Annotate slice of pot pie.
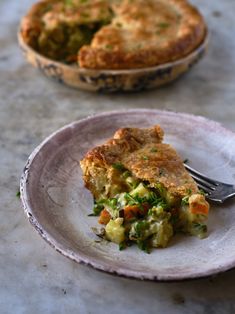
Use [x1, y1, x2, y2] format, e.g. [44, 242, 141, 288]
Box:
[80, 126, 209, 252]
[21, 0, 206, 69]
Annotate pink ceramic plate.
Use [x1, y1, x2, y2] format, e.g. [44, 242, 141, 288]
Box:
[20, 109, 235, 281]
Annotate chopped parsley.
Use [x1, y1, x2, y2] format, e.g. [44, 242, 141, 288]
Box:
[92, 200, 104, 215]
[64, 0, 73, 7]
[105, 44, 113, 50]
[142, 156, 149, 160]
[112, 162, 126, 171]
[122, 170, 131, 179]
[124, 193, 141, 205]
[108, 198, 118, 209]
[181, 188, 192, 205]
[186, 188, 192, 195]
[150, 148, 158, 153]
[148, 192, 166, 207]
[135, 221, 149, 238]
[181, 195, 189, 206]
[155, 183, 165, 195]
[124, 191, 167, 210]
[116, 22, 123, 28]
[199, 189, 206, 196]
[192, 222, 207, 233]
[136, 43, 143, 49]
[137, 239, 150, 254]
[16, 190, 21, 198]
[81, 12, 90, 18]
[119, 242, 126, 251]
[157, 22, 170, 29]
[94, 197, 119, 213]
[45, 4, 52, 11]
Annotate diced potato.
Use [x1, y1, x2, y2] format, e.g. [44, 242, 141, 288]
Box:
[150, 206, 172, 222]
[151, 206, 164, 215]
[105, 218, 125, 244]
[125, 176, 139, 188]
[155, 183, 178, 206]
[188, 222, 207, 239]
[165, 190, 179, 206]
[117, 192, 127, 207]
[129, 220, 150, 240]
[178, 194, 209, 238]
[150, 221, 173, 248]
[130, 183, 150, 198]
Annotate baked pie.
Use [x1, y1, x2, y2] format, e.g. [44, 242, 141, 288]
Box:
[21, 0, 206, 69]
[80, 125, 209, 252]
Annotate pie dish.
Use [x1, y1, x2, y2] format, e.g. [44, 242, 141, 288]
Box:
[20, 110, 235, 281]
[80, 125, 209, 252]
[20, 0, 206, 69]
[18, 0, 208, 91]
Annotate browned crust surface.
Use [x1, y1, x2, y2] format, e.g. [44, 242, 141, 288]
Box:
[20, 0, 206, 69]
[79, 0, 206, 69]
[80, 125, 198, 200]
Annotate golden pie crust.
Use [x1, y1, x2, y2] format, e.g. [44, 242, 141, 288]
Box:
[80, 125, 199, 200]
[21, 0, 207, 69]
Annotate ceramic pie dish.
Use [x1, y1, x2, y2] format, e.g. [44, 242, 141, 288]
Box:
[18, 0, 208, 92]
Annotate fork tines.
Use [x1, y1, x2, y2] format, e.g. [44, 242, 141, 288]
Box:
[184, 163, 218, 195]
[184, 163, 235, 203]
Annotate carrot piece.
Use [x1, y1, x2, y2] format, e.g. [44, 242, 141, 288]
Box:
[124, 204, 149, 221]
[190, 203, 209, 215]
[98, 209, 111, 225]
[66, 54, 78, 63]
[124, 205, 139, 221]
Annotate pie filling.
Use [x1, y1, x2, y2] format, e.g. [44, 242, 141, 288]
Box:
[91, 165, 209, 253]
[37, 21, 110, 62]
[28, 0, 113, 63]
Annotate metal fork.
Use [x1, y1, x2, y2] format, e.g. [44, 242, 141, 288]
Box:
[184, 164, 235, 203]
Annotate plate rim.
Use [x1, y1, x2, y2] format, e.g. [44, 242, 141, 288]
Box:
[20, 109, 235, 282]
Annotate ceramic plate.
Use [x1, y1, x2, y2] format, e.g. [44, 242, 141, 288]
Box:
[18, 30, 208, 92]
[20, 109, 235, 281]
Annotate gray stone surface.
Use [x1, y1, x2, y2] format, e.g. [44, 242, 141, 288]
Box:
[0, 1, 235, 313]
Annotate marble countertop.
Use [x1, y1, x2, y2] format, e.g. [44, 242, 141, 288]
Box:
[1, 0, 235, 313]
